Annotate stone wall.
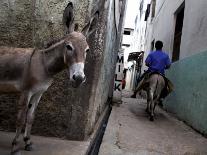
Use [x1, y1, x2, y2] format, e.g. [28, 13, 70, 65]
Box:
[0, 0, 34, 47]
[0, 0, 126, 140]
[0, 0, 90, 48]
[84, 0, 127, 138]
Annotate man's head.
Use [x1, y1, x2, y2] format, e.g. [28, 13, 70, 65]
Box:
[155, 40, 163, 50]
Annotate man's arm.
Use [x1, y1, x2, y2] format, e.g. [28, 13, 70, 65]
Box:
[145, 54, 151, 67]
[145, 62, 150, 67]
[165, 55, 171, 69]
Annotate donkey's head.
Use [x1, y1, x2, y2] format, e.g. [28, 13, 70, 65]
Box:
[62, 2, 98, 88]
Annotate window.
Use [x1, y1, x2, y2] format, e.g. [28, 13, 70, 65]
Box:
[124, 30, 131, 35]
[172, 2, 185, 62]
[151, 0, 156, 18]
[144, 4, 151, 21]
[122, 44, 130, 47]
[151, 39, 155, 51]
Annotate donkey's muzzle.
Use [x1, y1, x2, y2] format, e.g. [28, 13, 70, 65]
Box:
[73, 74, 85, 82]
[72, 74, 86, 88]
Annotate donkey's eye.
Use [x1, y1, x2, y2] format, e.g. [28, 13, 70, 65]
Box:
[66, 44, 73, 51]
[86, 49, 90, 53]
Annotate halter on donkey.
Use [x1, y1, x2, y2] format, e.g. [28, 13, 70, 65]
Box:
[0, 2, 98, 154]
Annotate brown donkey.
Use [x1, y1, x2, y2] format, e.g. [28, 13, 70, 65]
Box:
[0, 3, 98, 154]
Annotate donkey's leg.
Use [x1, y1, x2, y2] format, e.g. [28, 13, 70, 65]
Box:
[152, 94, 161, 118]
[150, 100, 155, 121]
[132, 80, 146, 98]
[146, 90, 150, 113]
[11, 92, 31, 154]
[24, 91, 43, 151]
[148, 89, 154, 121]
[153, 97, 160, 112]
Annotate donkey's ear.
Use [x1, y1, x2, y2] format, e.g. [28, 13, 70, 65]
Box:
[82, 11, 99, 38]
[63, 2, 74, 34]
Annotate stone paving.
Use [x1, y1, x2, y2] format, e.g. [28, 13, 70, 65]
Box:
[0, 131, 89, 155]
[99, 90, 207, 155]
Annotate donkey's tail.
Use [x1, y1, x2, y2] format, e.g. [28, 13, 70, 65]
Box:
[153, 74, 159, 99]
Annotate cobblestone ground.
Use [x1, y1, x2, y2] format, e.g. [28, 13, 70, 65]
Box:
[99, 90, 207, 155]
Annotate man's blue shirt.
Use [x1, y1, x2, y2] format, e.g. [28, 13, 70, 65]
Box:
[145, 50, 171, 75]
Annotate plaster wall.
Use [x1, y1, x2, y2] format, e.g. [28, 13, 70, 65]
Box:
[165, 50, 207, 136]
[146, 0, 207, 59]
[180, 0, 207, 59]
[85, 0, 118, 137]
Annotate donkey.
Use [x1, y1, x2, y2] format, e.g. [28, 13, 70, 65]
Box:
[146, 74, 165, 121]
[0, 2, 98, 154]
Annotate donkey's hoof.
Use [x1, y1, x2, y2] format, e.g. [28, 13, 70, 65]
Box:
[11, 143, 21, 155]
[150, 116, 154, 121]
[25, 143, 33, 151]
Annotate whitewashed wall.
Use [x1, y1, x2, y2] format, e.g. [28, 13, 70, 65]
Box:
[145, 0, 207, 60]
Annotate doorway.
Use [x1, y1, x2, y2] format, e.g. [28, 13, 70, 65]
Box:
[172, 2, 185, 62]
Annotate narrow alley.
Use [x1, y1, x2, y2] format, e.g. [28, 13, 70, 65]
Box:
[1, 0, 207, 155]
[99, 90, 207, 155]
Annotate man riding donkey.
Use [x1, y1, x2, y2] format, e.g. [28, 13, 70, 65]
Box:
[131, 41, 173, 105]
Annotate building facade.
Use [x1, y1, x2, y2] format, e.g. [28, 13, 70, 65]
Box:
[121, 0, 150, 90]
[144, 0, 207, 135]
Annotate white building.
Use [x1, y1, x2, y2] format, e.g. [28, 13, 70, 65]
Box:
[122, 0, 150, 90]
[144, 0, 207, 61]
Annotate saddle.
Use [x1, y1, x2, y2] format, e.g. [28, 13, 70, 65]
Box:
[138, 71, 174, 98]
[160, 76, 174, 98]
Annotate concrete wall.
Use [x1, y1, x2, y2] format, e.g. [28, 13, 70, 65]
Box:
[84, 0, 118, 137]
[180, 0, 207, 59]
[145, 0, 183, 57]
[0, 0, 126, 140]
[164, 50, 207, 136]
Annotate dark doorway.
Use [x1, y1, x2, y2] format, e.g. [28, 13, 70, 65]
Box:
[172, 2, 185, 62]
[124, 30, 131, 35]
